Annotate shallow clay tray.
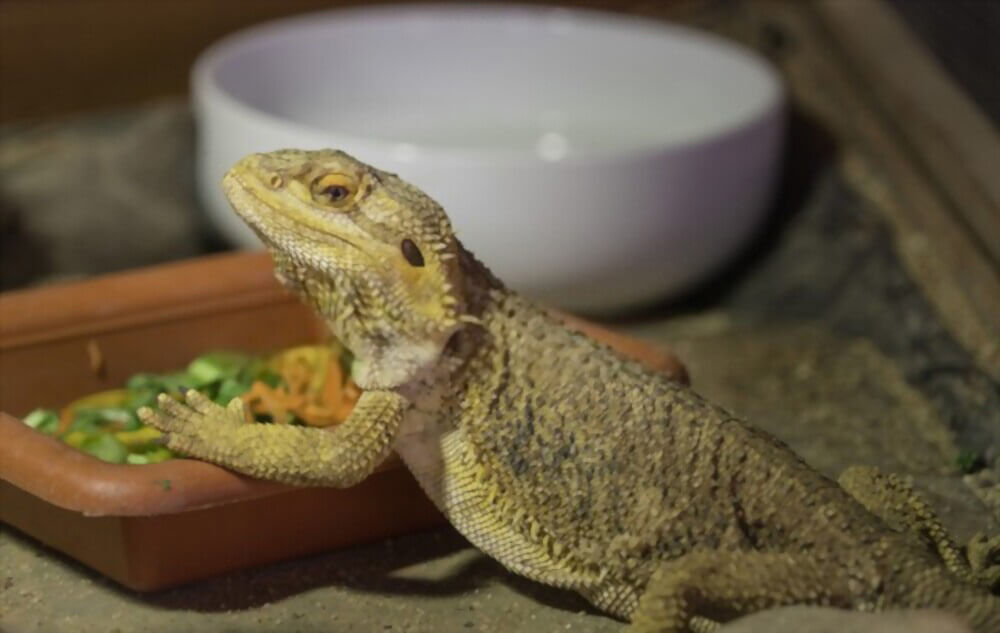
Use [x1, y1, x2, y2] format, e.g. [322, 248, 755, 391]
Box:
[0, 252, 686, 591]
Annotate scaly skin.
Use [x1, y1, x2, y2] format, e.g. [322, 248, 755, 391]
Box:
[140, 149, 1000, 632]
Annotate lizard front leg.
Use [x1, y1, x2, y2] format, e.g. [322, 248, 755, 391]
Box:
[626, 550, 853, 633]
[139, 389, 406, 487]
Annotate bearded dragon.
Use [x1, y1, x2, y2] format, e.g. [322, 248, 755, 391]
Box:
[140, 149, 1000, 632]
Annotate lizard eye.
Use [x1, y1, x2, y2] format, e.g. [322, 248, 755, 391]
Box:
[401, 239, 425, 267]
[311, 173, 357, 207]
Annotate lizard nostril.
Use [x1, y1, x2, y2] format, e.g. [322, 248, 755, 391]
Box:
[268, 174, 284, 188]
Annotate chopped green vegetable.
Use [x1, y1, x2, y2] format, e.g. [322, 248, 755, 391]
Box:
[256, 368, 283, 388]
[78, 433, 130, 464]
[126, 388, 159, 411]
[126, 447, 173, 465]
[158, 371, 195, 394]
[23, 408, 59, 435]
[67, 411, 107, 435]
[154, 479, 173, 490]
[95, 407, 141, 430]
[114, 426, 165, 450]
[214, 377, 249, 405]
[62, 430, 89, 449]
[187, 350, 255, 386]
[125, 373, 162, 391]
[144, 447, 173, 463]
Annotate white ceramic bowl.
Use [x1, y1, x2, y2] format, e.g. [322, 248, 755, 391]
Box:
[192, 4, 784, 313]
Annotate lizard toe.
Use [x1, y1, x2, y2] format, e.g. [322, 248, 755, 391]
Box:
[967, 532, 1000, 592]
[137, 403, 184, 434]
[183, 389, 227, 417]
[157, 392, 203, 425]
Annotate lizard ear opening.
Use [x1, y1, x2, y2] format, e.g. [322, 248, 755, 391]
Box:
[401, 239, 425, 267]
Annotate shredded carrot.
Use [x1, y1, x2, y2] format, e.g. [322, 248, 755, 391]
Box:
[242, 347, 360, 427]
[244, 380, 304, 425]
[336, 380, 362, 421]
[283, 356, 312, 397]
[58, 407, 75, 434]
[300, 403, 340, 426]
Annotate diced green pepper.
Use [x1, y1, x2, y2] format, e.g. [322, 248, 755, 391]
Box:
[62, 430, 89, 449]
[126, 447, 172, 465]
[257, 368, 282, 388]
[67, 410, 107, 434]
[145, 446, 174, 463]
[125, 373, 162, 391]
[126, 388, 159, 411]
[79, 433, 130, 464]
[187, 351, 255, 386]
[157, 371, 195, 394]
[95, 407, 141, 430]
[214, 377, 249, 405]
[114, 426, 164, 450]
[23, 408, 60, 435]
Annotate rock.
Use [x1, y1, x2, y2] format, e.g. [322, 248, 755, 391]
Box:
[0, 100, 203, 289]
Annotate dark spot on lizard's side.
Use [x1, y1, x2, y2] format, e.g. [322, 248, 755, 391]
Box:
[730, 485, 760, 549]
[501, 401, 538, 476]
[709, 430, 725, 496]
[523, 402, 535, 434]
[484, 348, 510, 420]
[509, 455, 529, 476]
[554, 443, 572, 462]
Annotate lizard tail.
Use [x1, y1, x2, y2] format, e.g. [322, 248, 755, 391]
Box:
[885, 565, 999, 633]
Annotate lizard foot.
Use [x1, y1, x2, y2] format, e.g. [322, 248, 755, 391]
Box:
[966, 532, 1000, 592]
[138, 390, 247, 462]
[626, 551, 848, 633]
[142, 387, 406, 487]
[626, 560, 719, 633]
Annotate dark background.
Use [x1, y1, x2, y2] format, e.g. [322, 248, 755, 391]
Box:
[2, 0, 998, 126]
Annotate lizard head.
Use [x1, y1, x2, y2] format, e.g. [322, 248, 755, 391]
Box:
[223, 149, 469, 389]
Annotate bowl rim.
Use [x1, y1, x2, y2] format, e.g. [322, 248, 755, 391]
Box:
[191, 2, 785, 166]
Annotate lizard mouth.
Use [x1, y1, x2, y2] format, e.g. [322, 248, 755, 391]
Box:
[221, 168, 281, 238]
